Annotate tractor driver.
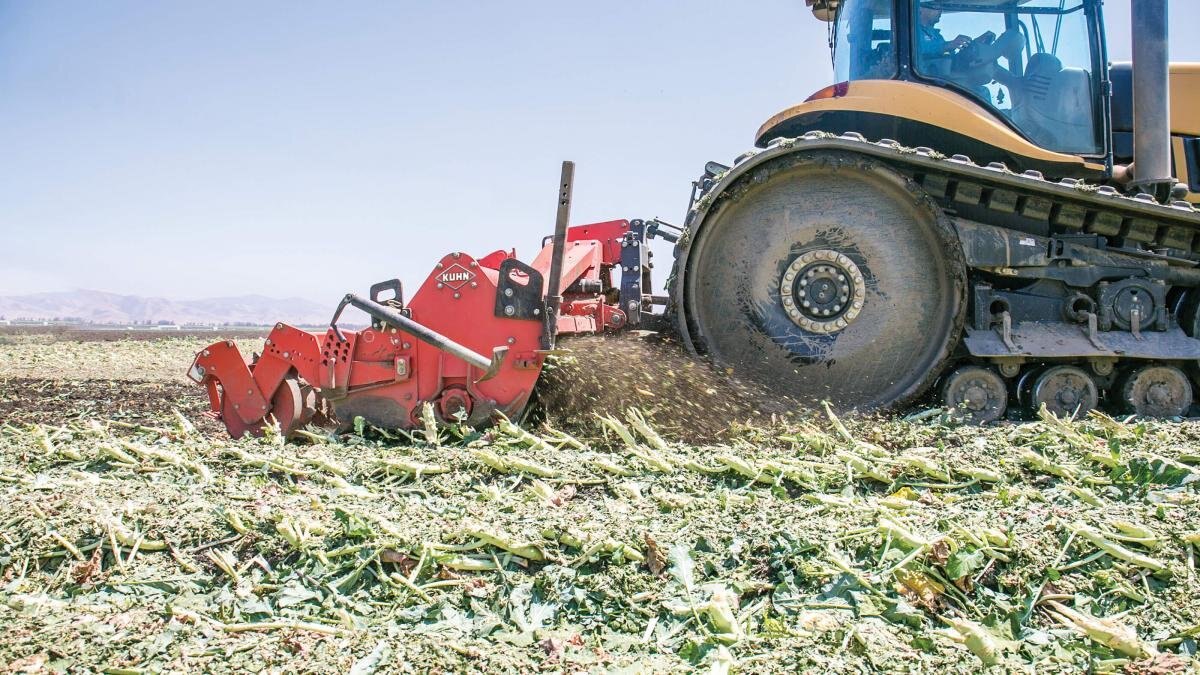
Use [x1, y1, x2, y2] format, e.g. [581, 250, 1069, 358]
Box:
[916, 2, 1023, 105]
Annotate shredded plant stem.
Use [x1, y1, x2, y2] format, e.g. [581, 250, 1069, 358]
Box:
[0, 334, 1198, 672]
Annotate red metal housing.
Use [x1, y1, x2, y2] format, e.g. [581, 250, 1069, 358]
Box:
[188, 219, 644, 437]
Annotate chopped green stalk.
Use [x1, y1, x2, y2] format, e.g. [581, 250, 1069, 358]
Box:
[877, 517, 930, 549]
[1043, 600, 1153, 658]
[1071, 524, 1168, 574]
[205, 548, 240, 582]
[107, 519, 167, 552]
[220, 507, 251, 534]
[598, 414, 641, 449]
[496, 414, 551, 451]
[716, 455, 770, 484]
[1020, 450, 1078, 480]
[1107, 521, 1159, 548]
[420, 402, 439, 445]
[953, 465, 1004, 483]
[1063, 484, 1103, 507]
[590, 456, 636, 476]
[505, 456, 562, 478]
[462, 527, 545, 561]
[98, 443, 139, 466]
[377, 458, 450, 478]
[897, 453, 951, 482]
[837, 451, 891, 483]
[941, 616, 1003, 666]
[434, 554, 498, 571]
[626, 408, 669, 451]
[628, 447, 675, 473]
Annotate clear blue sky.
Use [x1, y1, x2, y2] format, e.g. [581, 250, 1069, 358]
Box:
[1, 1, 1198, 303]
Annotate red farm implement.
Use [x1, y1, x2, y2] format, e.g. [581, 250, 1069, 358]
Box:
[189, 163, 679, 437]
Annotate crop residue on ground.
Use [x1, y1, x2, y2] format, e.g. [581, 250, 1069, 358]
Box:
[1, 334, 1199, 673]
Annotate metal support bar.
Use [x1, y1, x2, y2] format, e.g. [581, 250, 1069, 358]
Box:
[1130, 0, 1175, 200]
[331, 293, 508, 381]
[542, 161, 574, 349]
[620, 220, 649, 326]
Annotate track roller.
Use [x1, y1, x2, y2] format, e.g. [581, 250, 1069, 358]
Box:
[941, 366, 1007, 424]
[1119, 365, 1193, 418]
[1027, 365, 1099, 419]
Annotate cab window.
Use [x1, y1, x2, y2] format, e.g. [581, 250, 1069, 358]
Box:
[912, 0, 1101, 156]
[833, 0, 896, 82]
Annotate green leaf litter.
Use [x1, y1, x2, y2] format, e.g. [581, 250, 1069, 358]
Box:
[1, 337, 1200, 673]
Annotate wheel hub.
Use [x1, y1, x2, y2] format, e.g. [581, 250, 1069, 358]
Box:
[961, 384, 990, 411]
[1031, 366, 1098, 419]
[780, 250, 866, 334]
[942, 366, 1007, 424]
[1121, 365, 1192, 417]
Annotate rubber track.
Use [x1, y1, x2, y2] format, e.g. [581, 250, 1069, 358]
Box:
[668, 132, 1200, 409]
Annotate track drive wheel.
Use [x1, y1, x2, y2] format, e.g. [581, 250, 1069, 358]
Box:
[1030, 365, 1098, 419]
[680, 152, 965, 411]
[942, 366, 1007, 425]
[221, 375, 306, 439]
[1120, 365, 1192, 418]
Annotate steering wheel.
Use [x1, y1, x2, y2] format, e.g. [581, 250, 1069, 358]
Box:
[951, 31, 996, 73]
[949, 31, 999, 89]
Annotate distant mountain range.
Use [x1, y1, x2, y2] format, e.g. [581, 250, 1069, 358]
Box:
[0, 289, 331, 326]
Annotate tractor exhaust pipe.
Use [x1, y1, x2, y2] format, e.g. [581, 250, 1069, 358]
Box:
[1130, 0, 1175, 201]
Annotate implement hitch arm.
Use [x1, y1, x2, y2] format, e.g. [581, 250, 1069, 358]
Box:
[331, 293, 509, 381]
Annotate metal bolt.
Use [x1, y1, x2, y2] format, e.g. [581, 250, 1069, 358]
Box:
[436, 263, 444, 269]
[784, 297, 795, 306]
[533, 309, 541, 316]
[470, 281, 478, 288]
[807, 270, 815, 278]
[283, 351, 290, 358]
[470, 260, 478, 267]
[454, 292, 461, 299]
[800, 279, 808, 287]
[504, 288, 514, 297]
[202, 350, 210, 357]
[504, 306, 515, 316]
[802, 301, 811, 308]
[437, 283, 444, 289]
[452, 252, 460, 258]
[403, 343, 411, 349]
[507, 337, 516, 345]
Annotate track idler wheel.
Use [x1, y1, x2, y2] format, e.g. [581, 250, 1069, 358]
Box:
[1119, 365, 1193, 418]
[941, 366, 1007, 424]
[1028, 365, 1098, 419]
[679, 152, 965, 411]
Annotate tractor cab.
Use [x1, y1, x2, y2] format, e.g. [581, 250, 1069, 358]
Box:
[831, 0, 1106, 156]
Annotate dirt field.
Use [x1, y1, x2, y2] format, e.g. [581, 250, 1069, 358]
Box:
[1, 333, 1199, 673]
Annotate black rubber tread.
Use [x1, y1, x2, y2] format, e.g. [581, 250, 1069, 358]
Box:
[676, 150, 967, 413]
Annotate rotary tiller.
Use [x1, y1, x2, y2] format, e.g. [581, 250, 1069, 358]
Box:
[188, 163, 677, 438]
